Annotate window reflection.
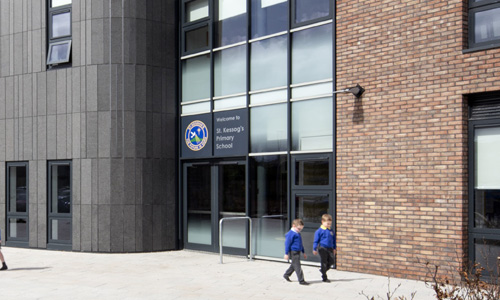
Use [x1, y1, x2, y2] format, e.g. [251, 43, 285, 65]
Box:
[295, 159, 329, 186]
[295, 194, 329, 224]
[50, 165, 71, 214]
[187, 165, 212, 245]
[292, 98, 333, 151]
[474, 8, 500, 44]
[292, 24, 332, 84]
[250, 155, 288, 258]
[216, 0, 247, 47]
[250, 103, 287, 153]
[294, 0, 330, 24]
[250, 36, 287, 91]
[474, 238, 500, 278]
[8, 166, 27, 213]
[48, 42, 71, 64]
[182, 54, 211, 102]
[214, 45, 247, 97]
[251, 0, 288, 39]
[475, 190, 500, 229]
[52, 12, 71, 38]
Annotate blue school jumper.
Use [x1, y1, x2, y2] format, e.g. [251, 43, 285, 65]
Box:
[313, 225, 336, 251]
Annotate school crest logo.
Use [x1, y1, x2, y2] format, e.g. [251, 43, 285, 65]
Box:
[185, 120, 208, 151]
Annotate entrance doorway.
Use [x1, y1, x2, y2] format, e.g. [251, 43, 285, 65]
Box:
[183, 160, 248, 255]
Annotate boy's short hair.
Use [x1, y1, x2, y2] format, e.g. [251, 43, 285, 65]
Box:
[292, 219, 304, 227]
[321, 214, 332, 222]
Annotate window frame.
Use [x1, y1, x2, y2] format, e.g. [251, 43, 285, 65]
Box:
[47, 160, 73, 250]
[5, 162, 30, 246]
[47, 1, 72, 67]
[291, 0, 333, 29]
[47, 40, 72, 65]
[468, 92, 500, 280]
[467, 0, 500, 51]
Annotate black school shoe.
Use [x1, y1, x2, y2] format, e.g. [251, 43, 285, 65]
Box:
[322, 278, 331, 282]
[0, 263, 7, 270]
[299, 281, 310, 285]
[283, 275, 292, 282]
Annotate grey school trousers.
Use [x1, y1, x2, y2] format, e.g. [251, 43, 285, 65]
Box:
[284, 251, 304, 282]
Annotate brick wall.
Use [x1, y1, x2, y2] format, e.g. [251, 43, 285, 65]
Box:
[336, 0, 500, 280]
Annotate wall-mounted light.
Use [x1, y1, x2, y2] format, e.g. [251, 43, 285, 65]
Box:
[333, 84, 365, 98]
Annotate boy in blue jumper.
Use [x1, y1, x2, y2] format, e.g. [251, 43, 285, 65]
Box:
[283, 219, 309, 285]
[313, 214, 336, 282]
[0, 229, 8, 270]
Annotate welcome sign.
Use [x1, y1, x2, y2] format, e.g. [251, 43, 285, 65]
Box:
[213, 109, 248, 157]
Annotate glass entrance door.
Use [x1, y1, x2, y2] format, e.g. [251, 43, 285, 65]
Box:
[184, 161, 247, 254]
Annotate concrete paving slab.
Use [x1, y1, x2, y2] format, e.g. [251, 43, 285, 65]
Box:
[0, 247, 437, 300]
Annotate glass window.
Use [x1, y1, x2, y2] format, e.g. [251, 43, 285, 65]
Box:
[292, 97, 333, 151]
[51, 0, 72, 7]
[251, 0, 288, 39]
[8, 165, 27, 214]
[475, 127, 500, 189]
[292, 24, 333, 84]
[216, 0, 247, 47]
[474, 238, 500, 278]
[474, 7, 500, 44]
[182, 54, 211, 102]
[8, 218, 28, 239]
[185, 25, 209, 53]
[474, 127, 500, 229]
[50, 164, 71, 214]
[250, 35, 287, 91]
[49, 219, 72, 242]
[250, 155, 288, 258]
[47, 41, 72, 65]
[294, 0, 330, 24]
[52, 11, 71, 38]
[6, 162, 29, 244]
[295, 194, 329, 224]
[48, 1, 72, 67]
[250, 103, 287, 153]
[48, 161, 72, 247]
[186, 0, 209, 22]
[214, 45, 247, 97]
[187, 164, 212, 245]
[295, 159, 329, 186]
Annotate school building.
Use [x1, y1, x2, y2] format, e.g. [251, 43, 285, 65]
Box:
[0, 0, 499, 281]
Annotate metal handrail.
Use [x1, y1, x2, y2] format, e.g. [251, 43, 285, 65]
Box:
[219, 216, 252, 264]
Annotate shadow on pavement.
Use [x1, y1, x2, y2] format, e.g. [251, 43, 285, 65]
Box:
[5, 267, 52, 271]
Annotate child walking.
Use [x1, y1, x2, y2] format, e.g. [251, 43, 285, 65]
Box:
[283, 219, 309, 285]
[313, 214, 336, 282]
[0, 229, 8, 271]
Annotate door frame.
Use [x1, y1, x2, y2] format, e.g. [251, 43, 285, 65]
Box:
[182, 159, 248, 254]
[5, 161, 30, 247]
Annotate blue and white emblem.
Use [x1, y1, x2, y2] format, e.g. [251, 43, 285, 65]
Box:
[185, 120, 208, 151]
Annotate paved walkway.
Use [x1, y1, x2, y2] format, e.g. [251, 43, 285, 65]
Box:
[0, 247, 436, 299]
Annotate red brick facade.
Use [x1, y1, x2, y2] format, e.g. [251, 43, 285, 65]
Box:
[336, 0, 500, 280]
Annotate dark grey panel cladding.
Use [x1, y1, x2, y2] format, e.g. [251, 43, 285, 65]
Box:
[0, 0, 178, 252]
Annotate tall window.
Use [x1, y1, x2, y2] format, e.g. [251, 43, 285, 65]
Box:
[469, 0, 500, 50]
[48, 161, 72, 249]
[6, 162, 29, 246]
[469, 93, 500, 278]
[47, 0, 72, 66]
